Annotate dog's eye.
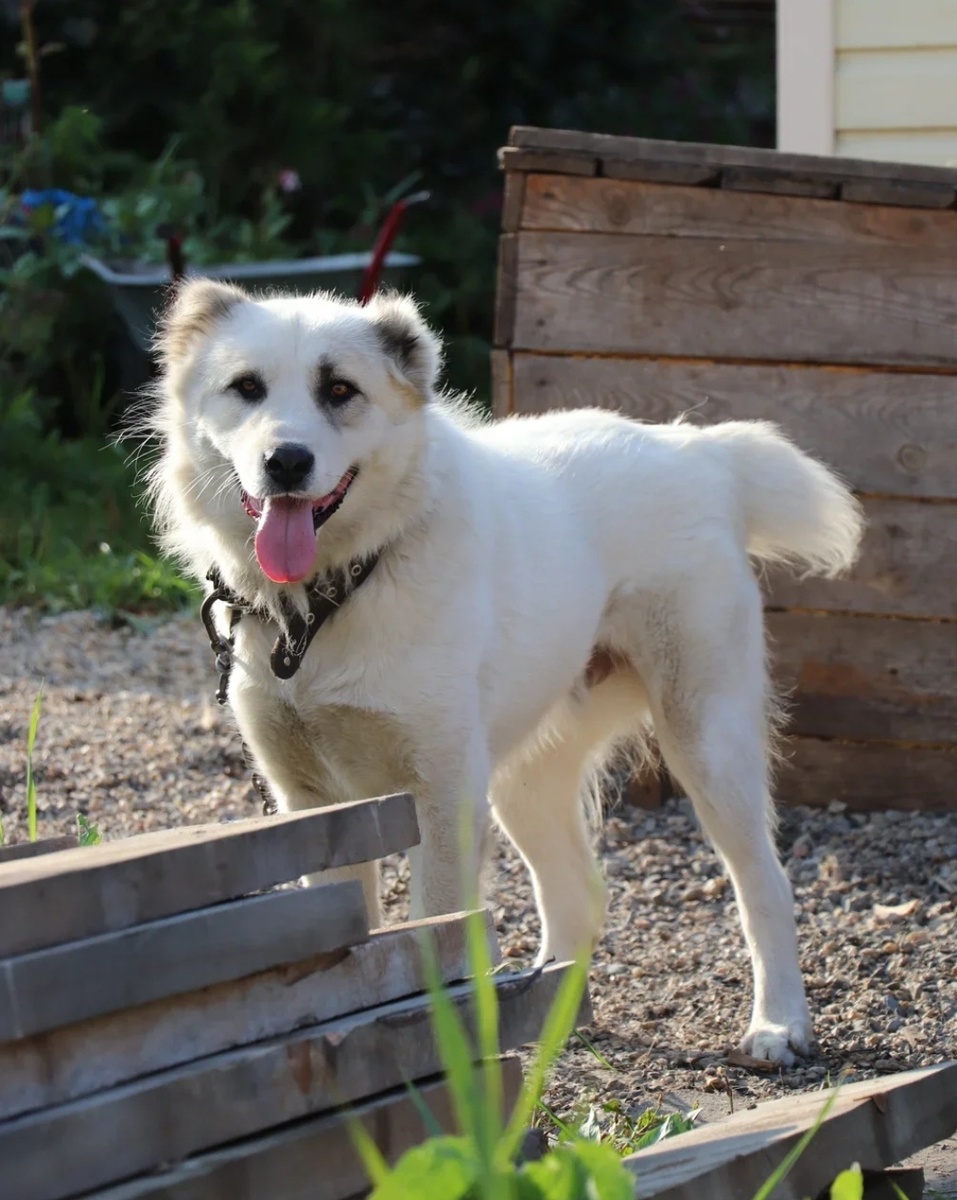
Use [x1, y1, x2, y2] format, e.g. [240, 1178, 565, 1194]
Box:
[328, 380, 357, 405]
[230, 373, 267, 402]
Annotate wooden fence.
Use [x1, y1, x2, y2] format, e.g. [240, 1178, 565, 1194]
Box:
[493, 126, 957, 812]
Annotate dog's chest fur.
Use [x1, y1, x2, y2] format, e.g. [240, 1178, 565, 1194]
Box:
[248, 693, 419, 808]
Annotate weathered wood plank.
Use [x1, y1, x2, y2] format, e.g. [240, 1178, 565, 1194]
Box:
[623, 1061, 957, 1200]
[0, 963, 580, 1200]
[490, 348, 512, 419]
[767, 498, 957, 620]
[493, 234, 518, 348]
[0, 912, 485, 1122]
[0, 793, 418, 959]
[841, 178, 957, 209]
[0, 880, 368, 1044]
[720, 166, 839, 200]
[519, 174, 957, 249]
[509, 126, 957, 190]
[767, 612, 957, 745]
[86, 1057, 525, 1200]
[501, 169, 526, 233]
[598, 157, 720, 186]
[511, 230, 957, 367]
[0, 837, 76, 865]
[509, 354, 957, 498]
[779, 738, 957, 812]
[498, 145, 597, 177]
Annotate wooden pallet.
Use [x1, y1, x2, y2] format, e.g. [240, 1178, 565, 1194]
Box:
[494, 125, 957, 812]
[624, 1062, 957, 1200]
[0, 794, 577, 1200]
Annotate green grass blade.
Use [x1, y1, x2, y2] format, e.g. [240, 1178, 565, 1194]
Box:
[573, 1028, 615, 1072]
[499, 954, 589, 1165]
[403, 1078, 445, 1140]
[750, 1084, 842, 1200]
[421, 933, 482, 1150]
[453, 801, 503, 1168]
[465, 909, 503, 1161]
[537, 1099, 576, 1142]
[344, 1109, 392, 1190]
[25, 683, 44, 842]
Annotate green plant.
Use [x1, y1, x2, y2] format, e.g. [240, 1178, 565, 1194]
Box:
[540, 1097, 699, 1158]
[353, 933, 632, 1198]
[25, 682, 44, 842]
[76, 812, 101, 846]
[0, 391, 196, 613]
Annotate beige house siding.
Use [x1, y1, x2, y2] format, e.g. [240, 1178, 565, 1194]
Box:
[778, 0, 957, 165]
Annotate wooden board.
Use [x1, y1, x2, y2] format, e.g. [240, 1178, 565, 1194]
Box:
[518, 174, 957, 249]
[0, 793, 418, 959]
[501, 170, 526, 233]
[494, 233, 518, 347]
[490, 348, 512, 420]
[508, 125, 957, 191]
[840, 178, 957, 209]
[0, 837, 76, 865]
[0, 912, 484, 1122]
[767, 612, 957, 745]
[509, 354, 957, 498]
[623, 1061, 957, 1200]
[510, 230, 957, 367]
[779, 738, 957, 812]
[0, 962, 579, 1200]
[0, 880, 368, 1044]
[86, 1057, 525, 1200]
[765, 497, 957, 620]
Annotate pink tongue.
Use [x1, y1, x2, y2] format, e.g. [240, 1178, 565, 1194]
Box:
[254, 497, 317, 583]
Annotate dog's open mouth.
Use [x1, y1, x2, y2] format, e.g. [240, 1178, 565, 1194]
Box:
[241, 466, 357, 585]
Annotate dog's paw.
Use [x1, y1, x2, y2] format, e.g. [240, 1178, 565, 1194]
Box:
[740, 1018, 813, 1067]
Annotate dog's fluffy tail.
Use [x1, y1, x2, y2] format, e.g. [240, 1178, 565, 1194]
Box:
[707, 421, 864, 576]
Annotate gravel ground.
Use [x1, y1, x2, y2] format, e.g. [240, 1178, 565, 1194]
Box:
[2, 606, 955, 1190]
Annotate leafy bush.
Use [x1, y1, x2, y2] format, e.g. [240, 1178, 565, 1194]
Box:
[0, 391, 194, 612]
[2, 0, 773, 426]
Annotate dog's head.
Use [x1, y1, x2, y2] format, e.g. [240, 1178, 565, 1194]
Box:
[150, 281, 442, 589]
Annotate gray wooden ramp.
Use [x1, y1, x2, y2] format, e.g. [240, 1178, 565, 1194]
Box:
[0, 912, 483, 1122]
[0, 793, 417, 957]
[0, 836, 76, 865]
[624, 1061, 957, 1200]
[2, 962, 576, 1200]
[84, 1056, 525, 1200]
[0, 879, 368, 1042]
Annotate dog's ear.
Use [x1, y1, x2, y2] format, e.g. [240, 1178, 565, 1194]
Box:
[156, 279, 248, 365]
[367, 292, 442, 403]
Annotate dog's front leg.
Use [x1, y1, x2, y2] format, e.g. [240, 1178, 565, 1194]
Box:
[406, 749, 491, 920]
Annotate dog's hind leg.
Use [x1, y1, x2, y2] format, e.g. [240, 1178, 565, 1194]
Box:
[627, 570, 811, 1065]
[490, 670, 645, 966]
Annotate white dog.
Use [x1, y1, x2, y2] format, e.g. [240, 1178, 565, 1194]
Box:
[146, 280, 863, 1064]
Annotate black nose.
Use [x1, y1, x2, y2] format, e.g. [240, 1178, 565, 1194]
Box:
[263, 444, 315, 491]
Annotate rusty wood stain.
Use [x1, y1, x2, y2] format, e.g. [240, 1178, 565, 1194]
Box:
[286, 1042, 314, 1096]
[280, 946, 351, 988]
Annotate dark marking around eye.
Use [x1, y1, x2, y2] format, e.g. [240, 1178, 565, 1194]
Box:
[315, 361, 360, 408]
[229, 372, 267, 402]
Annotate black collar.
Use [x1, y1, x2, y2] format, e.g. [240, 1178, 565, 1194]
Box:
[200, 552, 380, 705]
